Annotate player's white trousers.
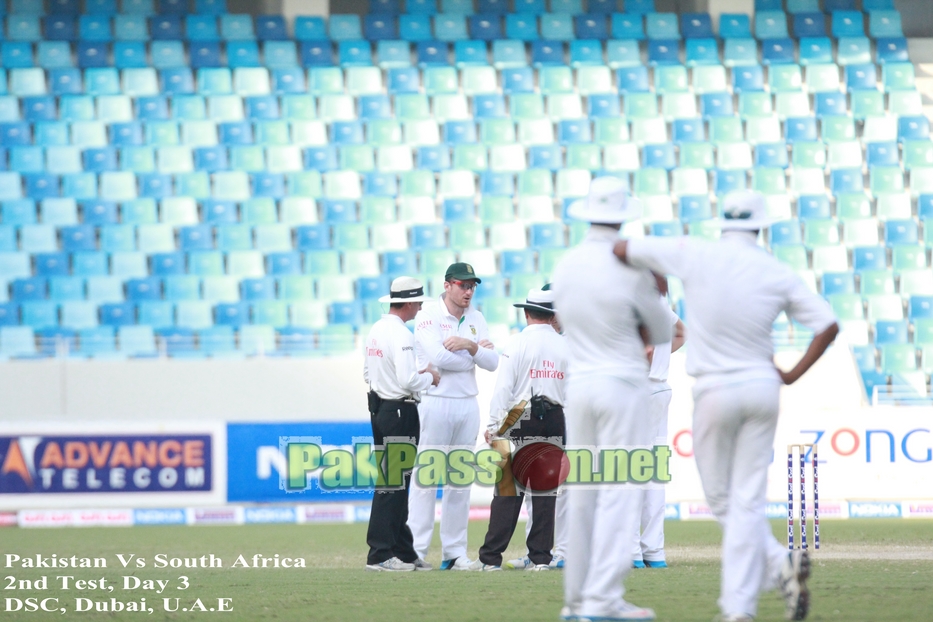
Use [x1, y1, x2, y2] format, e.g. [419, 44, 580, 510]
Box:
[692, 380, 789, 618]
[408, 394, 479, 561]
[634, 385, 671, 561]
[564, 376, 653, 617]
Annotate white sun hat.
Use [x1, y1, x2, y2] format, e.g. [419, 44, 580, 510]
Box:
[566, 176, 642, 224]
[513, 287, 556, 314]
[378, 276, 432, 303]
[716, 190, 779, 231]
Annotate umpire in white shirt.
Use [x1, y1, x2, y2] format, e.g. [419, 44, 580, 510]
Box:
[615, 191, 839, 621]
[553, 177, 673, 622]
[407, 262, 499, 570]
[470, 287, 569, 571]
[363, 277, 439, 572]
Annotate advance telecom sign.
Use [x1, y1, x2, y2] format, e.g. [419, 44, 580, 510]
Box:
[0, 435, 212, 494]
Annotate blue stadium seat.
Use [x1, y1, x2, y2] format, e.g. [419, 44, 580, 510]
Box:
[532, 41, 564, 66]
[884, 220, 918, 245]
[719, 13, 750, 38]
[299, 41, 335, 67]
[255, 15, 287, 41]
[441, 199, 475, 223]
[680, 13, 713, 39]
[646, 13, 680, 40]
[443, 120, 478, 143]
[505, 14, 539, 41]
[798, 37, 833, 65]
[898, 117, 930, 142]
[647, 40, 680, 65]
[228, 41, 261, 68]
[793, 13, 826, 38]
[575, 15, 608, 40]
[685, 38, 718, 66]
[528, 145, 563, 170]
[34, 253, 70, 277]
[866, 142, 899, 167]
[853, 247, 887, 271]
[643, 144, 676, 169]
[214, 302, 249, 326]
[530, 223, 564, 248]
[363, 14, 397, 41]
[266, 252, 301, 276]
[470, 15, 503, 40]
[908, 296, 933, 320]
[762, 38, 795, 65]
[416, 40, 448, 66]
[755, 11, 788, 39]
[814, 92, 847, 118]
[785, 117, 818, 143]
[411, 224, 447, 250]
[502, 66, 535, 93]
[190, 42, 222, 68]
[831, 11, 865, 38]
[821, 272, 856, 296]
[797, 195, 830, 220]
[61, 224, 98, 251]
[481, 172, 515, 195]
[100, 302, 135, 326]
[755, 143, 788, 168]
[474, 94, 507, 118]
[160, 68, 195, 95]
[44, 14, 77, 41]
[876, 37, 908, 64]
[587, 93, 620, 118]
[845, 63, 877, 90]
[700, 93, 734, 117]
[672, 120, 704, 144]
[454, 40, 488, 66]
[617, 66, 649, 92]
[714, 169, 747, 194]
[678, 196, 711, 221]
[825, 0, 857, 9]
[399, 15, 432, 42]
[363, 172, 398, 196]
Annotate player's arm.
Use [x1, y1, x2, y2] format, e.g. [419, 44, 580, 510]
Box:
[415, 315, 475, 372]
[614, 237, 691, 280]
[471, 316, 499, 371]
[487, 342, 519, 439]
[396, 332, 438, 393]
[671, 318, 686, 353]
[777, 276, 839, 385]
[633, 273, 674, 345]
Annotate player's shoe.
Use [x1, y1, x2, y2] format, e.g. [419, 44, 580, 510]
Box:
[632, 559, 646, 569]
[466, 559, 501, 571]
[712, 615, 754, 622]
[577, 601, 656, 621]
[526, 564, 549, 571]
[779, 549, 811, 621]
[412, 558, 433, 571]
[644, 560, 668, 569]
[365, 557, 414, 572]
[550, 554, 565, 569]
[439, 556, 474, 571]
[505, 555, 533, 570]
[560, 606, 578, 621]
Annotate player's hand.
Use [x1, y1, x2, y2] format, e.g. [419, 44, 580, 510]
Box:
[777, 368, 798, 385]
[645, 345, 655, 366]
[444, 336, 478, 355]
[484, 430, 493, 444]
[419, 366, 441, 386]
[478, 339, 494, 350]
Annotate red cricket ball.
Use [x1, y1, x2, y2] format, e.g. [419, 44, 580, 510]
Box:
[511, 442, 570, 492]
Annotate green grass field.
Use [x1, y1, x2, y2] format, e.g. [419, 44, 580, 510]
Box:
[2, 519, 932, 621]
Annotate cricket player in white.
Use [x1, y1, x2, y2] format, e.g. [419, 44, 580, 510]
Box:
[615, 191, 839, 622]
[553, 177, 673, 622]
[471, 287, 569, 571]
[407, 262, 499, 570]
[634, 299, 685, 568]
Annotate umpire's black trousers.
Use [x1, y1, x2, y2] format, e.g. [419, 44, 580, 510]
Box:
[478, 407, 566, 567]
[366, 399, 420, 565]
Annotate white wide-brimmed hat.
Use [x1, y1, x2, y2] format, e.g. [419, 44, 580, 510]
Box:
[717, 190, 778, 231]
[378, 276, 432, 303]
[513, 287, 556, 314]
[566, 176, 642, 224]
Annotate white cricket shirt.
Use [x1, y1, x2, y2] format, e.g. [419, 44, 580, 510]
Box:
[414, 296, 499, 398]
[487, 323, 570, 435]
[648, 303, 682, 387]
[363, 314, 434, 400]
[627, 232, 837, 394]
[552, 226, 674, 383]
